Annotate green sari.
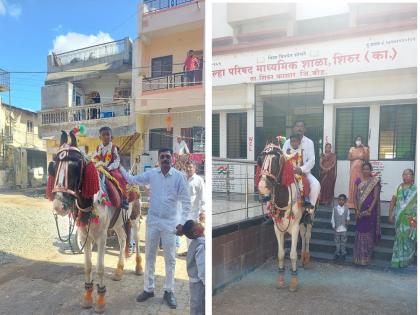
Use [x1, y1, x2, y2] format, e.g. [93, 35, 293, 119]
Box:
[391, 184, 417, 268]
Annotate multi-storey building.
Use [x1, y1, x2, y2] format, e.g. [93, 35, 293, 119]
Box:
[212, 3, 416, 203]
[0, 94, 46, 188]
[133, 0, 205, 168]
[39, 38, 141, 168]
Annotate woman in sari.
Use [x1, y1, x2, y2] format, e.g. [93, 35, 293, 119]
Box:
[353, 162, 381, 266]
[388, 169, 417, 268]
[319, 143, 337, 205]
[348, 136, 370, 208]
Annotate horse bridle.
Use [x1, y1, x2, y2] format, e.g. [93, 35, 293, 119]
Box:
[260, 144, 283, 183]
[52, 145, 90, 212]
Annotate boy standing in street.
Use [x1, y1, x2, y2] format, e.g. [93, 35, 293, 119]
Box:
[182, 220, 205, 315]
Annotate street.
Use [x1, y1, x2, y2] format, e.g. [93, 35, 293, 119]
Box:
[0, 191, 191, 315]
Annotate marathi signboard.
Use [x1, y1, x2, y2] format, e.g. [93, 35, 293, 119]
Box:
[213, 30, 416, 86]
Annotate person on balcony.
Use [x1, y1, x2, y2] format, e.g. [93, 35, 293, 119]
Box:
[183, 50, 199, 86]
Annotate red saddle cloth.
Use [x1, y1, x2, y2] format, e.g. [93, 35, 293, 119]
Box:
[282, 159, 310, 198]
[105, 169, 138, 208]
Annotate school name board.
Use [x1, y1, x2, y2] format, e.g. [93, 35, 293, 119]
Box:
[212, 30, 416, 86]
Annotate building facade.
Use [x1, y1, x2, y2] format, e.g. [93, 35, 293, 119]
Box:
[0, 97, 46, 189]
[212, 3, 417, 201]
[39, 38, 142, 168]
[133, 0, 205, 168]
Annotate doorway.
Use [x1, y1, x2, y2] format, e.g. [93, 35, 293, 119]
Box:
[255, 80, 324, 179]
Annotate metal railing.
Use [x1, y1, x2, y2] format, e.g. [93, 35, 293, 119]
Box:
[50, 38, 130, 68]
[40, 101, 130, 125]
[142, 69, 203, 92]
[212, 158, 264, 227]
[144, 0, 194, 13]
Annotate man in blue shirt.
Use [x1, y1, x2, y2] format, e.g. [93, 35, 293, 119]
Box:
[120, 148, 190, 309]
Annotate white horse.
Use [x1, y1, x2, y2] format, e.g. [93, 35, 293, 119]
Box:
[50, 131, 143, 313]
[257, 144, 303, 292]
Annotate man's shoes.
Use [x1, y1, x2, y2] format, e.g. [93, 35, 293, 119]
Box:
[163, 291, 177, 309]
[136, 290, 154, 302]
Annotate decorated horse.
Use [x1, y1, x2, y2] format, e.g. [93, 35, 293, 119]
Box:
[257, 143, 304, 292]
[47, 130, 143, 313]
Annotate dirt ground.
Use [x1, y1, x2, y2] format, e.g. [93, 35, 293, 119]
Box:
[0, 191, 191, 315]
[213, 258, 417, 315]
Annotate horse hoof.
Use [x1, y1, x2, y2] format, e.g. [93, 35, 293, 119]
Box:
[289, 276, 298, 292]
[81, 298, 93, 309]
[94, 304, 105, 314]
[81, 290, 93, 308]
[277, 276, 286, 289]
[95, 294, 106, 313]
[112, 271, 123, 281]
[135, 256, 143, 275]
[135, 267, 144, 276]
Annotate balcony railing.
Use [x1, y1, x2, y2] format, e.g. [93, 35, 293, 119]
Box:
[144, 0, 194, 13]
[40, 101, 130, 125]
[50, 38, 131, 68]
[142, 69, 202, 92]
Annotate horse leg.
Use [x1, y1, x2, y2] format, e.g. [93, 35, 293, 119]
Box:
[81, 233, 93, 309]
[274, 224, 285, 288]
[94, 232, 107, 314]
[112, 223, 127, 281]
[289, 224, 300, 292]
[299, 223, 307, 266]
[305, 224, 313, 265]
[132, 217, 143, 275]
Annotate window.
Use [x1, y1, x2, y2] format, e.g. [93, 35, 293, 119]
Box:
[335, 107, 369, 160]
[151, 55, 173, 78]
[149, 128, 173, 150]
[212, 114, 220, 157]
[379, 104, 416, 160]
[227, 113, 247, 159]
[27, 120, 33, 133]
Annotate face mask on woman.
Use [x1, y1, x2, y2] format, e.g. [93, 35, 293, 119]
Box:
[355, 140, 362, 147]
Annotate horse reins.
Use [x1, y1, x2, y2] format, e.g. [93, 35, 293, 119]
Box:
[52, 145, 93, 254]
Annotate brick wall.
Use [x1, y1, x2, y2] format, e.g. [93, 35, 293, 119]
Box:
[212, 216, 277, 293]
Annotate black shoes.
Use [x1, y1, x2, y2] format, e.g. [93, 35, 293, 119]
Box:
[163, 291, 177, 309]
[136, 290, 154, 302]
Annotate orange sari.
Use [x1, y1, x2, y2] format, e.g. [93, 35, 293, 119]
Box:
[348, 146, 369, 208]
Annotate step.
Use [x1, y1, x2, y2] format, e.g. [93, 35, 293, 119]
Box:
[310, 227, 395, 248]
[285, 238, 393, 261]
[315, 208, 392, 224]
[313, 217, 395, 236]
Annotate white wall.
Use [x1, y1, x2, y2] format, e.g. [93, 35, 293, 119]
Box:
[335, 68, 417, 100]
[212, 3, 233, 39]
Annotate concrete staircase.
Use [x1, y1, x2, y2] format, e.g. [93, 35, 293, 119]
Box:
[285, 205, 416, 270]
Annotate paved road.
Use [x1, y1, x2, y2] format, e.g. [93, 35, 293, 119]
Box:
[0, 192, 191, 315]
[213, 258, 416, 315]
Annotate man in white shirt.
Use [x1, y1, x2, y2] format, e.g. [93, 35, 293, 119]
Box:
[174, 136, 190, 156]
[120, 148, 191, 309]
[282, 120, 321, 210]
[179, 160, 206, 256]
[331, 194, 350, 260]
